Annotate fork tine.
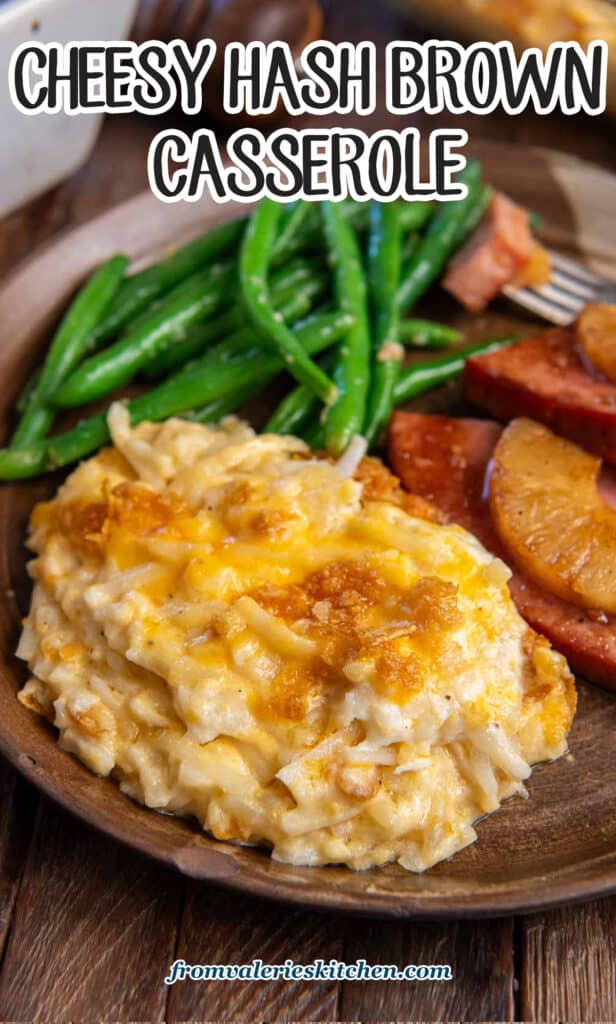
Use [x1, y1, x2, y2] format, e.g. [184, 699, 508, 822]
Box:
[502, 285, 574, 325]
[534, 282, 586, 315]
[548, 250, 604, 287]
[550, 269, 596, 300]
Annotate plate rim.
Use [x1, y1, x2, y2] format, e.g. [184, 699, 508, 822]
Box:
[1, 718, 615, 919]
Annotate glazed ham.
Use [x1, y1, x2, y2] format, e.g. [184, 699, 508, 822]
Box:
[389, 410, 616, 692]
[442, 193, 534, 313]
[464, 326, 616, 462]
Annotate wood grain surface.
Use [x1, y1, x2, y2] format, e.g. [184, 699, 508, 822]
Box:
[521, 900, 616, 1022]
[0, 0, 613, 1019]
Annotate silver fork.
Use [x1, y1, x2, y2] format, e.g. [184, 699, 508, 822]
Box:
[503, 249, 616, 326]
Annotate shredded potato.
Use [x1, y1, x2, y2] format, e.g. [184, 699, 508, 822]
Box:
[17, 411, 575, 872]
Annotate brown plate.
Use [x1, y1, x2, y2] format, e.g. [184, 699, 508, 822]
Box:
[0, 141, 615, 918]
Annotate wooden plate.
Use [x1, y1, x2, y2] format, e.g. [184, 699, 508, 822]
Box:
[0, 141, 614, 918]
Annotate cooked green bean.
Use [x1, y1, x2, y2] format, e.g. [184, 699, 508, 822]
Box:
[269, 200, 369, 267]
[397, 202, 434, 232]
[321, 201, 371, 455]
[399, 319, 463, 348]
[186, 380, 258, 425]
[11, 253, 129, 448]
[143, 306, 242, 382]
[272, 201, 312, 263]
[364, 202, 403, 448]
[144, 258, 322, 380]
[87, 218, 245, 349]
[269, 204, 322, 265]
[264, 352, 335, 436]
[129, 309, 353, 428]
[301, 417, 325, 450]
[269, 259, 322, 301]
[264, 383, 320, 437]
[54, 262, 236, 408]
[0, 310, 354, 480]
[401, 232, 419, 264]
[0, 444, 49, 480]
[397, 161, 483, 314]
[16, 367, 41, 415]
[171, 274, 329, 383]
[452, 184, 493, 247]
[11, 407, 56, 450]
[240, 199, 336, 403]
[394, 336, 518, 404]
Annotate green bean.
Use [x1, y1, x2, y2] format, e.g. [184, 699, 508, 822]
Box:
[128, 309, 353, 433]
[452, 184, 493, 247]
[321, 201, 371, 455]
[0, 444, 49, 480]
[240, 199, 336, 403]
[401, 232, 419, 264]
[87, 218, 245, 349]
[185, 380, 259, 425]
[54, 262, 236, 408]
[143, 307, 243, 382]
[301, 417, 325, 450]
[397, 202, 434, 232]
[397, 161, 483, 314]
[0, 310, 354, 480]
[270, 201, 369, 267]
[11, 254, 129, 448]
[264, 352, 335, 436]
[363, 202, 403, 448]
[272, 201, 312, 263]
[171, 273, 329, 383]
[133, 308, 351, 440]
[264, 383, 320, 437]
[394, 336, 518, 404]
[11, 408, 56, 449]
[144, 258, 321, 380]
[399, 319, 463, 348]
[16, 367, 41, 415]
[269, 258, 322, 300]
[342, 200, 371, 228]
[269, 204, 321, 266]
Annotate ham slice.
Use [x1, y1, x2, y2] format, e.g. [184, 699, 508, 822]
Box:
[442, 192, 534, 313]
[464, 326, 616, 462]
[388, 410, 616, 692]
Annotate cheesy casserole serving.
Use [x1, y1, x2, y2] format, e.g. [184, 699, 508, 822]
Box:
[17, 407, 576, 871]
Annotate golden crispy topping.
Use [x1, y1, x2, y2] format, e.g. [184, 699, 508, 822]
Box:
[250, 508, 296, 538]
[354, 456, 444, 523]
[223, 480, 254, 509]
[263, 659, 336, 723]
[106, 483, 188, 534]
[252, 563, 461, 702]
[399, 577, 461, 634]
[51, 482, 189, 557]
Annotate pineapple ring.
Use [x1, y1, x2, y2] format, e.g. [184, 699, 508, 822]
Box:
[490, 417, 616, 614]
[577, 304, 616, 384]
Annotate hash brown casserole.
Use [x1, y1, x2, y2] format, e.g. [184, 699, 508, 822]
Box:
[17, 407, 576, 871]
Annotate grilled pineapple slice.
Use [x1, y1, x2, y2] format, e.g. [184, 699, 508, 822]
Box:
[577, 304, 616, 385]
[490, 417, 616, 613]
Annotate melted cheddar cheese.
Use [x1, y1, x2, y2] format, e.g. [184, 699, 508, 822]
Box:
[17, 406, 576, 872]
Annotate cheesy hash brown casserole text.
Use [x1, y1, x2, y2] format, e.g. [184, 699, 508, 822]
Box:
[17, 407, 576, 871]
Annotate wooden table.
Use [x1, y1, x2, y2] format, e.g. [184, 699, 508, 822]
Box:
[0, 3, 614, 1020]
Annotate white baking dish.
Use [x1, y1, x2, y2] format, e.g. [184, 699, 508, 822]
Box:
[0, 0, 138, 216]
